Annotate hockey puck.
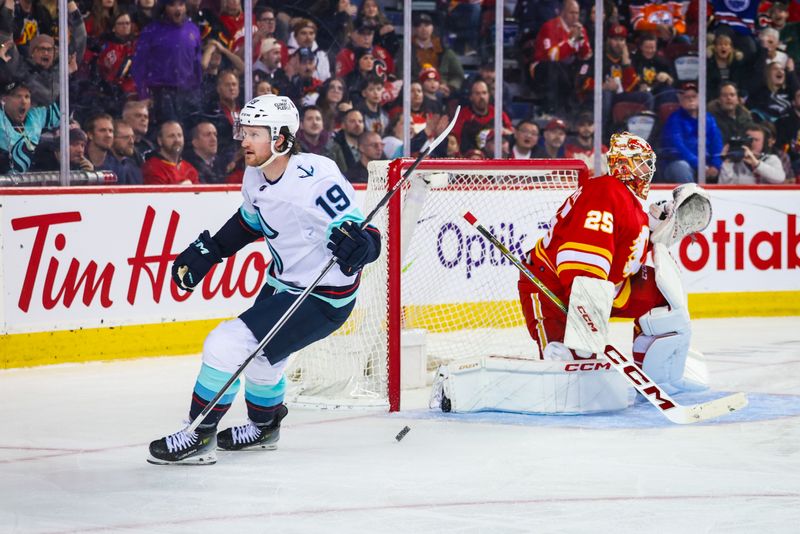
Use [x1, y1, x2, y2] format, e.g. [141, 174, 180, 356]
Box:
[395, 426, 411, 442]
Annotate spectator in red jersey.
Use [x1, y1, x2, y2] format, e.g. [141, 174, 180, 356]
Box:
[565, 112, 608, 172]
[452, 79, 512, 154]
[217, 0, 244, 50]
[335, 17, 394, 79]
[96, 11, 138, 101]
[142, 120, 199, 184]
[509, 120, 539, 159]
[528, 0, 592, 116]
[532, 118, 568, 158]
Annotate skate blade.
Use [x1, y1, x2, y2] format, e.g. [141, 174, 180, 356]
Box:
[218, 442, 278, 452]
[146, 452, 217, 465]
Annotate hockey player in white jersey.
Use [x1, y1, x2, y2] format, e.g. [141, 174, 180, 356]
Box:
[148, 95, 381, 465]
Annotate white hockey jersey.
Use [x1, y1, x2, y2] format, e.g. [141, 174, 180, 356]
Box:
[239, 153, 366, 307]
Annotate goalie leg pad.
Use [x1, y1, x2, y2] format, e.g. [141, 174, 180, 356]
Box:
[429, 356, 631, 415]
[632, 332, 690, 395]
[638, 243, 690, 335]
[564, 276, 614, 355]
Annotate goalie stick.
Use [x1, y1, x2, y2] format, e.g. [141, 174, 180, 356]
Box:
[462, 210, 747, 424]
[183, 107, 462, 434]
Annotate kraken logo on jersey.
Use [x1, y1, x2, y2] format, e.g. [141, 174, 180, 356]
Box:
[297, 164, 314, 178]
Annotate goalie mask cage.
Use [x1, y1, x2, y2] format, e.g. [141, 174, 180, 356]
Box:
[284, 158, 589, 411]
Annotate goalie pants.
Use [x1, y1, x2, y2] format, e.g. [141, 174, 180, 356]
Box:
[518, 255, 666, 360]
[190, 283, 355, 427]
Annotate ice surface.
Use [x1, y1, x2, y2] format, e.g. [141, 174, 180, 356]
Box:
[1, 317, 799, 533]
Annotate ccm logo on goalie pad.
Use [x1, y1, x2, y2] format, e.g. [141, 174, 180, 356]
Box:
[603, 346, 677, 411]
[565, 362, 612, 372]
[577, 306, 599, 333]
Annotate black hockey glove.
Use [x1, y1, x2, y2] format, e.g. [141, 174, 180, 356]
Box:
[327, 221, 379, 275]
[172, 230, 223, 292]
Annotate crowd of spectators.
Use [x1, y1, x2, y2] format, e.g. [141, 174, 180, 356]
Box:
[1, 0, 798, 185]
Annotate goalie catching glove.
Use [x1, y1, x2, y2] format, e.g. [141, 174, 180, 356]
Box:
[327, 221, 381, 275]
[649, 183, 712, 247]
[172, 230, 223, 291]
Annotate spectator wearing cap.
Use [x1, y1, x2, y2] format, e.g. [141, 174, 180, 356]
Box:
[509, 120, 539, 159]
[333, 107, 364, 173]
[398, 12, 464, 98]
[286, 18, 330, 82]
[109, 119, 143, 184]
[419, 64, 444, 108]
[452, 79, 512, 154]
[532, 118, 568, 158]
[564, 112, 608, 171]
[357, 0, 399, 55]
[708, 81, 752, 145]
[296, 105, 345, 169]
[253, 36, 292, 97]
[131, 0, 203, 126]
[0, 79, 59, 173]
[528, 0, 592, 116]
[336, 17, 394, 79]
[289, 46, 324, 105]
[142, 120, 199, 185]
[0, 1, 85, 107]
[345, 46, 378, 101]
[345, 130, 384, 183]
[358, 76, 389, 135]
[31, 126, 93, 172]
[659, 81, 723, 183]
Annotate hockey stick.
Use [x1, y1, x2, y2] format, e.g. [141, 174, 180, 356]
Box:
[462, 211, 747, 424]
[184, 107, 462, 434]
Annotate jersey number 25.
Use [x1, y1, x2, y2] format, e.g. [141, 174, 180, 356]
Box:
[584, 210, 614, 234]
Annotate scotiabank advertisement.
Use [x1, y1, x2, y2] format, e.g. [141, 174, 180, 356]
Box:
[1, 184, 799, 337]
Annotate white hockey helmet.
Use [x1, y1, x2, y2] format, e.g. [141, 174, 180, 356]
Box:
[234, 94, 300, 168]
[607, 132, 657, 200]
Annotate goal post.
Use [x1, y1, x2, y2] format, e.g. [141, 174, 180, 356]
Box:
[284, 158, 590, 411]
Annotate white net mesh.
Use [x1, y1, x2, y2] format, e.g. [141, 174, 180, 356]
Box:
[284, 159, 583, 408]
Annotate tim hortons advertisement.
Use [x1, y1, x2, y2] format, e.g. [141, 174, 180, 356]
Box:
[1, 186, 798, 335]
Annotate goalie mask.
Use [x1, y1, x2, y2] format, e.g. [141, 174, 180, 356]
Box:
[234, 94, 300, 170]
[607, 132, 656, 200]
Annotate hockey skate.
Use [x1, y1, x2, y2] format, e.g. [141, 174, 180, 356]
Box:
[217, 404, 288, 451]
[147, 425, 217, 465]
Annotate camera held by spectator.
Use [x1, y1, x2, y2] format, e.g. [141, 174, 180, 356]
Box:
[725, 135, 753, 163]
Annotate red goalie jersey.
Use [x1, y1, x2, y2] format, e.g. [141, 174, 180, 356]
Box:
[519, 175, 657, 357]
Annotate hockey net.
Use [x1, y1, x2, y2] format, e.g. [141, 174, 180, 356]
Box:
[284, 159, 589, 410]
